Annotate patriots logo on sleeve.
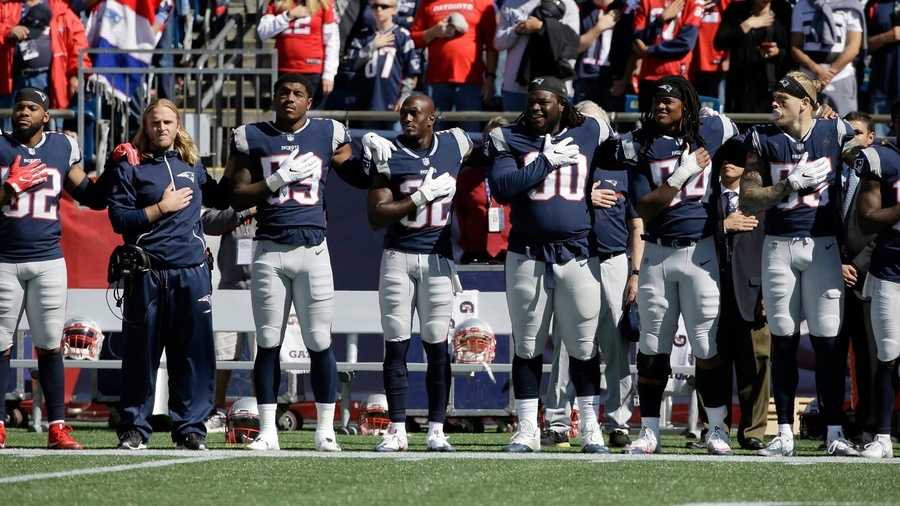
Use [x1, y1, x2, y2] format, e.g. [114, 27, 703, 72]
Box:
[177, 171, 195, 183]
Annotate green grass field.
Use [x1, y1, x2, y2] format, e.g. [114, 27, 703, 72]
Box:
[2, 426, 899, 505]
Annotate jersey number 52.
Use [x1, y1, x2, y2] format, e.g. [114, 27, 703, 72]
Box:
[2, 169, 61, 220]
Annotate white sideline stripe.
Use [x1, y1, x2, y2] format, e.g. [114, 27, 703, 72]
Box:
[0, 455, 230, 484]
[3, 449, 899, 465]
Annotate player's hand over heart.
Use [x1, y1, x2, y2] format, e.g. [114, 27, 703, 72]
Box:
[541, 134, 580, 168]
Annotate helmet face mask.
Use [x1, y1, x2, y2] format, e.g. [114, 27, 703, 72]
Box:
[359, 393, 391, 436]
[62, 318, 104, 361]
[452, 318, 496, 364]
[226, 397, 260, 444]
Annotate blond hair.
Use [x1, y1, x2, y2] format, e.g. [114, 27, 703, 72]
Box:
[275, 0, 329, 16]
[783, 71, 825, 106]
[133, 99, 200, 166]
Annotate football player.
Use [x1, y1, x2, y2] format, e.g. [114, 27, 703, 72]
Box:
[740, 71, 861, 457]
[620, 77, 738, 455]
[0, 88, 107, 449]
[362, 94, 471, 452]
[487, 76, 614, 453]
[226, 74, 369, 451]
[853, 107, 900, 459]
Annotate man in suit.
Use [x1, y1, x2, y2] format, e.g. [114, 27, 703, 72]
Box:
[839, 112, 878, 444]
[709, 136, 772, 450]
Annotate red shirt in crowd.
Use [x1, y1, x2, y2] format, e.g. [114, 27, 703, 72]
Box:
[454, 164, 510, 260]
[634, 0, 703, 81]
[266, 1, 335, 74]
[692, 0, 729, 74]
[410, 0, 496, 85]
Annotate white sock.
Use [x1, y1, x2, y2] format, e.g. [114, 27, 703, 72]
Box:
[316, 402, 335, 433]
[826, 425, 844, 443]
[390, 422, 407, 437]
[49, 420, 65, 427]
[258, 404, 277, 437]
[515, 398, 539, 431]
[428, 421, 444, 435]
[778, 423, 793, 440]
[576, 396, 599, 428]
[705, 406, 727, 433]
[642, 417, 660, 440]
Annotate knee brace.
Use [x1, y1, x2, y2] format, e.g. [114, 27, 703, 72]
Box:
[637, 352, 671, 386]
[383, 340, 411, 422]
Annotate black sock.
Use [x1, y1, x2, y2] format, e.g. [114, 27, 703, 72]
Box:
[423, 341, 451, 423]
[874, 360, 897, 435]
[771, 333, 800, 425]
[383, 340, 410, 423]
[636, 353, 669, 418]
[308, 346, 338, 404]
[569, 354, 601, 398]
[37, 351, 65, 422]
[810, 335, 848, 427]
[0, 352, 9, 424]
[696, 359, 730, 408]
[512, 354, 543, 399]
[253, 346, 281, 405]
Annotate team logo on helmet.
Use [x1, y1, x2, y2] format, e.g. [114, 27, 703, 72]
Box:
[62, 318, 105, 360]
[452, 318, 496, 364]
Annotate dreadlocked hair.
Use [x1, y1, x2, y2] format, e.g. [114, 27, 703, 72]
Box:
[514, 94, 586, 130]
[638, 76, 704, 160]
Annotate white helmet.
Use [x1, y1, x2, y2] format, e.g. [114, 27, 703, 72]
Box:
[62, 318, 104, 360]
[359, 393, 391, 436]
[225, 397, 260, 444]
[452, 318, 496, 364]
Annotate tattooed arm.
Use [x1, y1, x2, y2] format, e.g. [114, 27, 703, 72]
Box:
[739, 149, 792, 214]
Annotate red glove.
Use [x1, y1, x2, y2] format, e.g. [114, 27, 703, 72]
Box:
[4, 155, 48, 194]
[112, 143, 141, 166]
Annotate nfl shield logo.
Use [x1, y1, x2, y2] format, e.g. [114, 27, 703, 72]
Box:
[287, 135, 294, 142]
[422, 158, 430, 166]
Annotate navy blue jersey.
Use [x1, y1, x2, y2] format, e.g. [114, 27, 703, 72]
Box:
[340, 26, 422, 111]
[487, 116, 613, 262]
[576, 8, 613, 79]
[368, 128, 472, 256]
[0, 132, 80, 263]
[856, 143, 900, 283]
[746, 119, 855, 237]
[107, 151, 214, 268]
[591, 167, 636, 254]
[232, 119, 350, 246]
[623, 113, 738, 241]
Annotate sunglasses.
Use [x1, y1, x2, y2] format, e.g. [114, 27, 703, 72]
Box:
[371, 3, 395, 9]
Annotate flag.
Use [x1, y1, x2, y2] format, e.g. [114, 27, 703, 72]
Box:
[85, 0, 168, 102]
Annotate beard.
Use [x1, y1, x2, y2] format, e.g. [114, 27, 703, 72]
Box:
[13, 121, 44, 142]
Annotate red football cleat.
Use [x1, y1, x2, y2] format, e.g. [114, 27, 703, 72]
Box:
[0, 423, 6, 449]
[48, 423, 82, 450]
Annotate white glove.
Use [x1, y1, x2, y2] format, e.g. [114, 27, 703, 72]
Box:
[265, 150, 317, 192]
[410, 168, 456, 207]
[362, 132, 396, 172]
[786, 153, 830, 191]
[667, 149, 706, 189]
[541, 134, 580, 168]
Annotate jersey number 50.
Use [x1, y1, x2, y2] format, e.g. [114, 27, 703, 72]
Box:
[262, 155, 323, 206]
[2, 169, 61, 220]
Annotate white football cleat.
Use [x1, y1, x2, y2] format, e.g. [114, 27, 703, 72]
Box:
[625, 426, 660, 455]
[860, 439, 893, 459]
[246, 432, 280, 451]
[580, 422, 610, 454]
[826, 437, 859, 457]
[315, 431, 342, 452]
[426, 428, 456, 452]
[375, 427, 408, 452]
[705, 426, 733, 456]
[757, 435, 794, 457]
[503, 420, 540, 453]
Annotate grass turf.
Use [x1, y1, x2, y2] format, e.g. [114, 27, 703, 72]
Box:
[2, 427, 899, 505]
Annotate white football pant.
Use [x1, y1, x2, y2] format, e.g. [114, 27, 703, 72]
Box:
[379, 250, 455, 344]
[0, 258, 67, 351]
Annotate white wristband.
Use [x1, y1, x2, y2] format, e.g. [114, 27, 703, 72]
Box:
[410, 190, 428, 208]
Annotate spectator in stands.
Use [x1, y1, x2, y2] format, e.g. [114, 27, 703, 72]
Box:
[494, 0, 579, 111]
[0, 0, 90, 113]
[573, 0, 623, 111]
[866, 0, 900, 137]
[632, 0, 703, 111]
[713, 0, 791, 113]
[839, 111, 878, 444]
[691, 0, 728, 101]
[410, 0, 497, 131]
[332, 0, 422, 127]
[789, 0, 864, 115]
[201, 206, 257, 432]
[359, 0, 418, 29]
[258, 0, 340, 105]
